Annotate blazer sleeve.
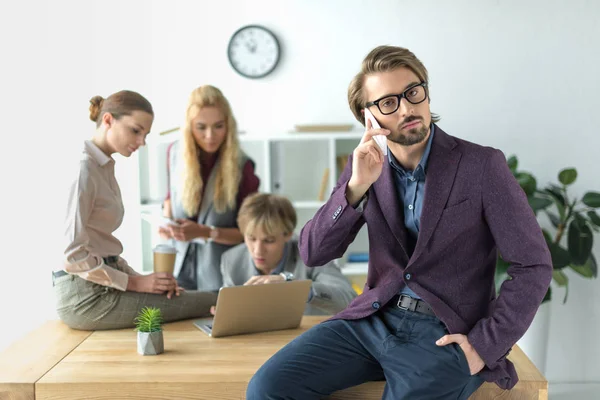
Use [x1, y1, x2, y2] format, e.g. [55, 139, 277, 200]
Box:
[220, 251, 236, 288]
[467, 149, 552, 369]
[299, 155, 366, 267]
[306, 261, 357, 314]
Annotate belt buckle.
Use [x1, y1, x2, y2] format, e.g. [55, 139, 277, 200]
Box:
[397, 294, 412, 311]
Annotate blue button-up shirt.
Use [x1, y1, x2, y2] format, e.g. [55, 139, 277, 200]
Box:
[388, 125, 435, 299]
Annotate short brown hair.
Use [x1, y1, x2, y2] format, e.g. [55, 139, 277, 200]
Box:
[89, 90, 153, 127]
[348, 45, 439, 125]
[237, 193, 297, 237]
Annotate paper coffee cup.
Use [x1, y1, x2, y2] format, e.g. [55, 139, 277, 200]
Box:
[153, 244, 177, 274]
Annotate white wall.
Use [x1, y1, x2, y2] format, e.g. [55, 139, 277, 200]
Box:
[2, 0, 598, 384]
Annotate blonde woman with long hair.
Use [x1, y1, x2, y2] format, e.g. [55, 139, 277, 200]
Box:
[160, 85, 260, 291]
[56, 90, 216, 330]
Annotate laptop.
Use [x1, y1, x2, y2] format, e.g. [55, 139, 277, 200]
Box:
[193, 279, 312, 338]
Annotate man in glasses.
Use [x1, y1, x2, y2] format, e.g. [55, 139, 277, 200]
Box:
[247, 46, 552, 399]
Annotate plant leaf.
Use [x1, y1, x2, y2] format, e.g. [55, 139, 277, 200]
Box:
[588, 211, 600, 227]
[558, 168, 577, 185]
[528, 196, 553, 213]
[582, 192, 600, 208]
[552, 270, 569, 303]
[553, 269, 568, 286]
[542, 229, 553, 244]
[134, 306, 163, 332]
[544, 186, 565, 204]
[495, 256, 511, 295]
[542, 286, 552, 303]
[570, 254, 597, 279]
[515, 172, 537, 197]
[567, 218, 594, 265]
[546, 212, 561, 228]
[548, 243, 571, 269]
[543, 187, 566, 219]
[507, 155, 518, 173]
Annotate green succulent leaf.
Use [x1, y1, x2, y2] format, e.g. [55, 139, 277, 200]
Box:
[558, 168, 577, 185]
[582, 192, 600, 208]
[134, 306, 163, 333]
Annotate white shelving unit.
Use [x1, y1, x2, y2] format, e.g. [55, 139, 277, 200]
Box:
[136, 130, 370, 276]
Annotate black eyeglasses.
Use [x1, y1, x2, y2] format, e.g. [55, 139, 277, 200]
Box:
[365, 82, 428, 115]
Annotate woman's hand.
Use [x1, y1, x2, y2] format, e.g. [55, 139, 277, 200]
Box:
[166, 285, 185, 300]
[158, 226, 173, 240]
[170, 219, 210, 241]
[127, 272, 177, 294]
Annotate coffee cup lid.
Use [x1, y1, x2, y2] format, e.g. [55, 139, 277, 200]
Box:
[153, 244, 177, 254]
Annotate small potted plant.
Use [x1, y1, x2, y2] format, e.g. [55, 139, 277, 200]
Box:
[134, 306, 164, 355]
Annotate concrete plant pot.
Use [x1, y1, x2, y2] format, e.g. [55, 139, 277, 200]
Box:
[137, 330, 164, 355]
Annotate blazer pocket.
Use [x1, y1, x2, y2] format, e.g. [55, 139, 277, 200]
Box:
[442, 199, 472, 216]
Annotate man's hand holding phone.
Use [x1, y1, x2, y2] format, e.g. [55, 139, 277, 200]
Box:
[346, 111, 390, 205]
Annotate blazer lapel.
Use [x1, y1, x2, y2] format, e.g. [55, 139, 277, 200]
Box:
[283, 243, 300, 274]
[372, 161, 409, 258]
[409, 127, 461, 265]
[242, 249, 259, 283]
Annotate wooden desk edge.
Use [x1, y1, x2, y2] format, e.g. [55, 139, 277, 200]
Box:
[0, 320, 91, 398]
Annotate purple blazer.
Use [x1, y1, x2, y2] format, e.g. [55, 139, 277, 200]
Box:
[299, 126, 552, 389]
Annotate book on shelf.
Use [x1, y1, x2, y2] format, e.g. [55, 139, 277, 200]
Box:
[293, 124, 354, 132]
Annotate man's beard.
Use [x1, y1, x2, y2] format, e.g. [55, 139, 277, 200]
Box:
[388, 117, 429, 146]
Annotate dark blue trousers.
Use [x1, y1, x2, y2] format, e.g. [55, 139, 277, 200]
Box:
[247, 300, 484, 399]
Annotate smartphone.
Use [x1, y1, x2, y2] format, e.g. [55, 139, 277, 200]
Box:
[364, 108, 388, 156]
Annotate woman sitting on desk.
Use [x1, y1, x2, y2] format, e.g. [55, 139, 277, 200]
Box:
[56, 90, 216, 330]
[220, 193, 357, 315]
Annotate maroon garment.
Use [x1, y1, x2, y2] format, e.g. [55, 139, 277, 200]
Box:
[165, 142, 260, 221]
[298, 126, 552, 390]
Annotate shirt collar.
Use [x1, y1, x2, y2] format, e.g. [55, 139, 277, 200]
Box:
[85, 140, 113, 167]
[388, 124, 435, 178]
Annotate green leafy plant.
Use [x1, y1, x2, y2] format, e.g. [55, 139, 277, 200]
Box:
[134, 306, 164, 333]
[496, 155, 599, 303]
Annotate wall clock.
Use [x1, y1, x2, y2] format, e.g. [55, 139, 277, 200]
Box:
[227, 25, 281, 79]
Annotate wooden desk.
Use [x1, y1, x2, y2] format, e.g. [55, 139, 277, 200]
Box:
[1, 317, 547, 399]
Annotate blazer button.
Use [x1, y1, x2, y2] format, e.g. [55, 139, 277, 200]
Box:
[405, 273, 412, 280]
[372, 301, 381, 310]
